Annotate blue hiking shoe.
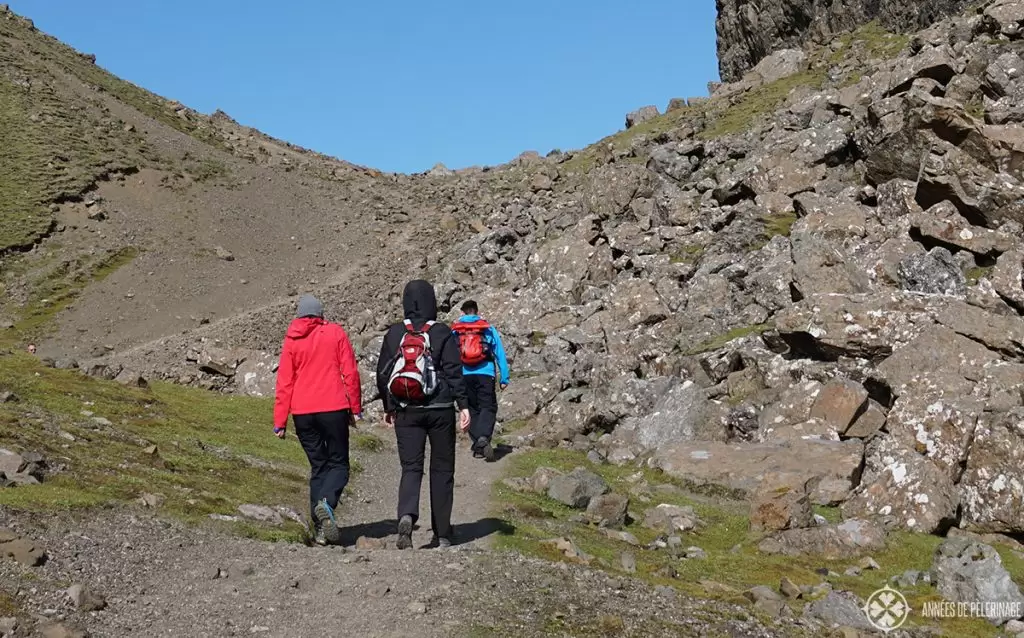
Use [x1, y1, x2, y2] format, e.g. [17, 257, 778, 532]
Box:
[314, 499, 341, 545]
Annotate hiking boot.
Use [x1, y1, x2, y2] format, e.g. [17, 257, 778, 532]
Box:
[436, 537, 452, 549]
[314, 499, 341, 545]
[478, 437, 495, 462]
[396, 515, 413, 550]
[314, 527, 328, 546]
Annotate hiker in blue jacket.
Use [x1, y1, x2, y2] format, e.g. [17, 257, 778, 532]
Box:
[452, 300, 510, 462]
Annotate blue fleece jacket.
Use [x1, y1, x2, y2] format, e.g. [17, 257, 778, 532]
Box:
[452, 315, 510, 385]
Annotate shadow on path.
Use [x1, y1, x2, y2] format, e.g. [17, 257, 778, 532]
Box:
[490, 444, 514, 462]
[338, 517, 515, 548]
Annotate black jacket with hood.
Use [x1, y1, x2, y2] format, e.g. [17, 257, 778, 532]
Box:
[376, 280, 469, 413]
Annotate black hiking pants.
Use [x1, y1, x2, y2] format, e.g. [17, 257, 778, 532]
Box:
[465, 374, 498, 447]
[293, 410, 351, 523]
[395, 408, 456, 540]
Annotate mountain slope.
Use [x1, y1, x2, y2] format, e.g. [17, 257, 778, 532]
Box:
[5, 2, 1024, 636]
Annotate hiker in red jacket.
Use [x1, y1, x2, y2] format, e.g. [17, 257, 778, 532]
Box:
[274, 295, 362, 546]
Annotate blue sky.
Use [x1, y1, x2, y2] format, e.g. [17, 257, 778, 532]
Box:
[8, 1, 719, 174]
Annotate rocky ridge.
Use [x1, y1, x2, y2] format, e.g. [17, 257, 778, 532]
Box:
[715, 0, 970, 82]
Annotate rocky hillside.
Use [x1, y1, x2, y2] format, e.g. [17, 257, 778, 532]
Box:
[3, 0, 1024, 635]
[715, 0, 970, 81]
[45, 0, 1024, 551]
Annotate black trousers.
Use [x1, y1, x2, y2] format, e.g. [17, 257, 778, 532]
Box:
[293, 410, 351, 522]
[395, 409, 456, 540]
[465, 374, 498, 446]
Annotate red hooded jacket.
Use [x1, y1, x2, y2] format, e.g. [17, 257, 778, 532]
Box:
[273, 318, 362, 429]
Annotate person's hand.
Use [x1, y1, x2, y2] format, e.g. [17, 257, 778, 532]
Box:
[384, 412, 396, 428]
[458, 409, 471, 432]
[273, 427, 286, 439]
[499, 382, 508, 392]
[350, 412, 363, 427]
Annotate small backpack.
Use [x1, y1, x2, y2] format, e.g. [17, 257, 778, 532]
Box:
[386, 320, 440, 405]
[454, 319, 492, 366]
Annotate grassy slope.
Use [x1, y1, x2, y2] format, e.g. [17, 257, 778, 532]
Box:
[0, 7, 235, 255]
[0, 350, 317, 542]
[492, 450, 1022, 638]
[0, 13, 147, 253]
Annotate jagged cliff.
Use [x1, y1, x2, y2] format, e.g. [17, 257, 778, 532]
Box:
[715, 0, 970, 81]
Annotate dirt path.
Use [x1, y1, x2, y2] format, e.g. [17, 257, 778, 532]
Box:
[341, 425, 512, 550]
[0, 433, 797, 638]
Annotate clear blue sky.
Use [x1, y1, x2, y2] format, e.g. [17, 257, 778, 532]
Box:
[9, 1, 720, 174]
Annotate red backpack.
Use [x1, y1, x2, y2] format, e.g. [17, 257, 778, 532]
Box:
[453, 319, 492, 365]
[386, 320, 440, 405]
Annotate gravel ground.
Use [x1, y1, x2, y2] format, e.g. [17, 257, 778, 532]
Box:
[0, 434, 811, 637]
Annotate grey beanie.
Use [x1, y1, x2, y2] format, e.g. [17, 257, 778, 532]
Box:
[296, 294, 324, 318]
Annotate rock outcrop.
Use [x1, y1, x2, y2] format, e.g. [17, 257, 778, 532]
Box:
[715, 0, 970, 82]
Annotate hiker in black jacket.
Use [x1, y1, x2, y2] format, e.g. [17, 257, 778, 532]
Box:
[376, 280, 470, 549]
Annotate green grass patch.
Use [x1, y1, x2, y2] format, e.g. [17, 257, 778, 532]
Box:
[500, 419, 533, 434]
[839, 71, 865, 89]
[186, 157, 230, 183]
[831, 22, 910, 63]
[0, 590, 18, 616]
[0, 351, 333, 542]
[352, 430, 384, 452]
[669, 243, 705, 264]
[0, 14, 150, 253]
[965, 100, 985, 121]
[560, 105, 704, 174]
[747, 211, 799, 251]
[683, 324, 772, 356]
[491, 449, 1016, 637]
[700, 71, 825, 140]
[812, 505, 842, 524]
[966, 266, 994, 286]
[761, 212, 798, 239]
[4, 246, 137, 343]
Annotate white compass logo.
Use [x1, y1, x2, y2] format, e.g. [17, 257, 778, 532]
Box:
[863, 584, 910, 632]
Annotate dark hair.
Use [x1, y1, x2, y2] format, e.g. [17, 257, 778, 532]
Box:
[461, 299, 478, 314]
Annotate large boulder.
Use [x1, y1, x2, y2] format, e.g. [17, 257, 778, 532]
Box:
[747, 49, 807, 85]
[749, 473, 814, 532]
[984, 0, 1024, 38]
[841, 435, 960, 533]
[498, 373, 561, 423]
[758, 519, 887, 559]
[547, 467, 610, 509]
[959, 409, 1024, 534]
[805, 591, 877, 632]
[651, 438, 865, 505]
[807, 380, 868, 434]
[932, 538, 1024, 626]
[610, 380, 725, 452]
[234, 350, 278, 397]
[862, 92, 1024, 227]
[896, 247, 966, 297]
[625, 106, 660, 129]
[775, 291, 939, 361]
[581, 164, 656, 221]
